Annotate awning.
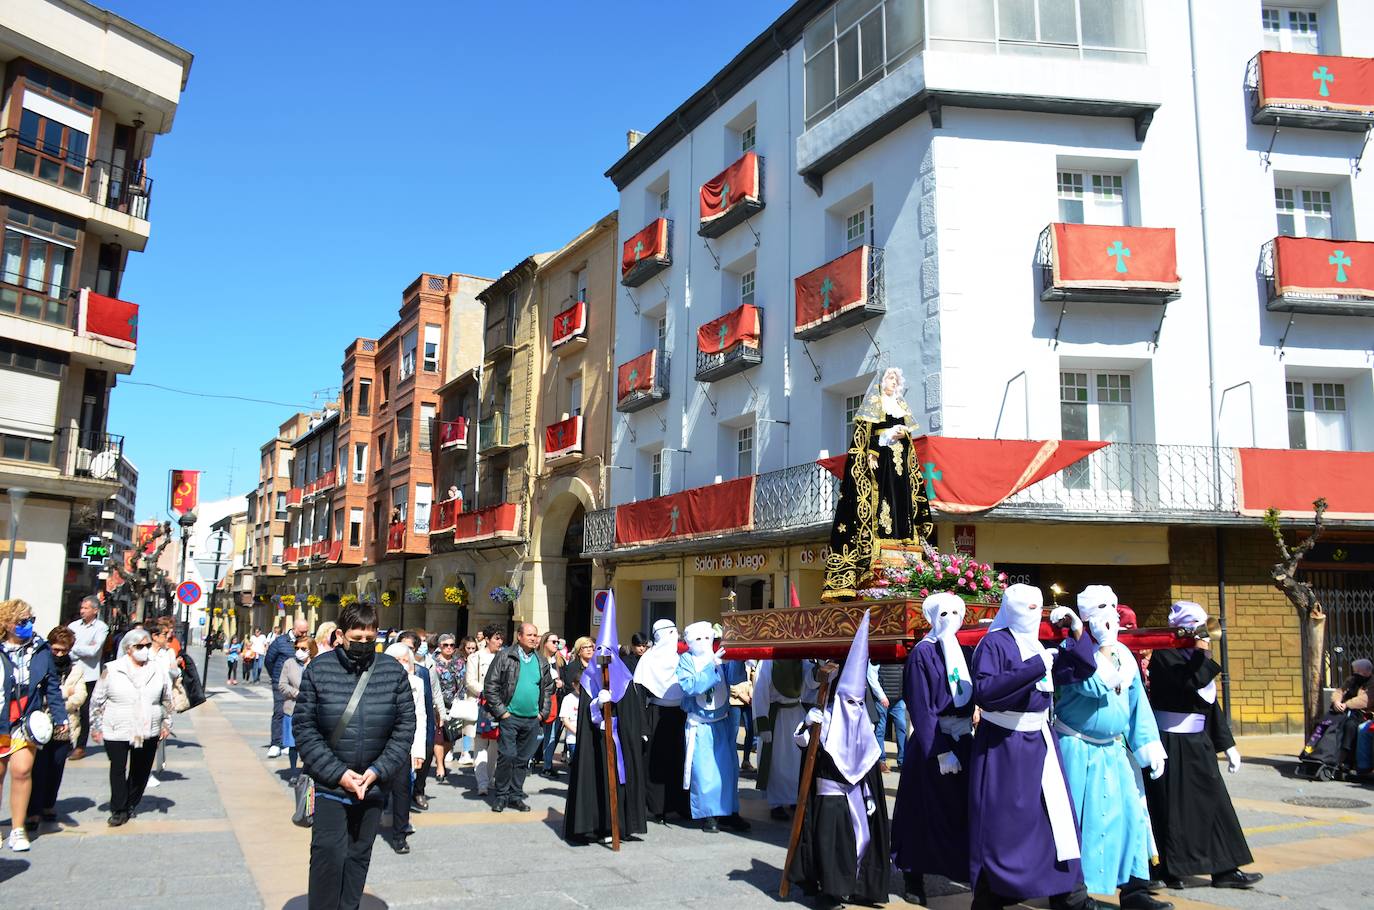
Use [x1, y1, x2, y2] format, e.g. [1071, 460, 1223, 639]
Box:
[697, 303, 760, 354]
[615, 476, 755, 546]
[1236, 448, 1374, 520]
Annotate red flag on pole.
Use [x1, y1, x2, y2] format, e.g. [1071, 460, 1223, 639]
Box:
[170, 470, 200, 515]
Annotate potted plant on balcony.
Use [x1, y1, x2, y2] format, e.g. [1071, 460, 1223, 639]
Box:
[279, 594, 298, 609]
[381, 591, 394, 609]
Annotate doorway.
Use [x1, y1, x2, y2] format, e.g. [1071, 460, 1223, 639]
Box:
[562, 505, 591, 639]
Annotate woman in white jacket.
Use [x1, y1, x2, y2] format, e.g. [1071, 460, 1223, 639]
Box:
[383, 643, 425, 854]
[91, 629, 174, 826]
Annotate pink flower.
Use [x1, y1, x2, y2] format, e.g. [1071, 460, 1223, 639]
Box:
[983, 579, 993, 589]
[956, 577, 967, 587]
[934, 571, 944, 581]
[965, 569, 975, 579]
[981, 563, 991, 573]
[920, 588, 930, 597]
[997, 572, 1007, 582]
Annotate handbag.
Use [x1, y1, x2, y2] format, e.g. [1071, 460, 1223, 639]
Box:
[170, 678, 191, 713]
[475, 698, 500, 740]
[293, 661, 376, 828]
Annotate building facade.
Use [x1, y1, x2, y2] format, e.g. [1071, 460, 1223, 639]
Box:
[0, 0, 191, 630]
[588, 0, 1374, 732]
[248, 411, 311, 630]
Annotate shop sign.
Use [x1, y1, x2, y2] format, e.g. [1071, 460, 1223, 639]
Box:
[693, 550, 770, 574]
[796, 545, 831, 568]
[642, 580, 678, 600]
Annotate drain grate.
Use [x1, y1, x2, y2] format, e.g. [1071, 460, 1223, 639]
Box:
[1283, 796, 1371, 810]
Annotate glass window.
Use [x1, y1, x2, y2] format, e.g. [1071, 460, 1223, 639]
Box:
[737, 425, 754, 478]
[1287, 380, 1349, 451]
[275, 491, 287, 519]
[569, 375, 583, 417]
[659, 188, 671, 213]
[414, 483, 432, 533]
[357, 379, 371, 416]
[392, 485, 408, 522]
[14, 107, 88, 191]
[342, 382, 353, 417]
[1275, 186, 1333, 238]
[740, 123, 756, 154]
[1057, 171, 1126, 225]
[423, 324, 441, 372]
[400, 327, 418, 380]
[1060, 369, 1133, 489]
[846, 206, 868, 249]
[656, 315, 668, 351]
[1057, 172, 1085, 223]
[651, 450, 663, 498]
[740, 269, 756, 306]
[1261, 7, 1319, 53]
[805, 0, 929, 128]
[1, 228, 74, 327]
[349, 508, 363, 547]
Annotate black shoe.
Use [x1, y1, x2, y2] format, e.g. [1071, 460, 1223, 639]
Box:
[491, 800, 505, 813]
[391, 837, 410, 854]
[702, 817, 720, 833]
[1155, 874, 1185, 890]
[107, 811, 129, 827]
[412, 793, 429, 811]
[770, 806, 790, 821]
[1212, 869, 1262, 889]
[509, 799, 531, 812]
[401, 824, 416, 836]
[654, 813, 668, 826]
[902, 872, 927, 906]
[1120, 892, 1172, 910]
[720, 813, 751, 833]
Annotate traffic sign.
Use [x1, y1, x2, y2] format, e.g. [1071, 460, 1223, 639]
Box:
[81, 536, 112, 566]
[177, 581, 202, 605]
[592, 589, 610, 627]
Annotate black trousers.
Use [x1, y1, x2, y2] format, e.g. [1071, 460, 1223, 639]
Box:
[309, 797, 382, 910]
[493, 714, 541, 803]
[31, 739, 73, 813]
[388, 766, 412, 838]
[75, 680, 96, 750]
[971, 875, 1090, 910]
[105, 739, 158, 814]
[226, 660, 238, 681]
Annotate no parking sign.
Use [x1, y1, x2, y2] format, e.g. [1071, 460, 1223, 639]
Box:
[591, 589, 610, 627]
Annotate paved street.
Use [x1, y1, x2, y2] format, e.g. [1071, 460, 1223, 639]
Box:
[3, 657, 1373, 909]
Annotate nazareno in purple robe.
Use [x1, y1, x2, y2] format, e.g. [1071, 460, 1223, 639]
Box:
[967, 629, 1097, 901]
[892, 638, 975, 883]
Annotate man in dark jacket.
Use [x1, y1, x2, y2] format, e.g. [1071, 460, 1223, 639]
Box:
[294, 603, 415, 910]
[482, 621, 553, 812]
[265, 617, 308, 757]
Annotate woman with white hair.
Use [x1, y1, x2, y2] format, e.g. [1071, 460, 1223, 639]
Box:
[90, 627, 175, 827]
[382, 642, 425, 854]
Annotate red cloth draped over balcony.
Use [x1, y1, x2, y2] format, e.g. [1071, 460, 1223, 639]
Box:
[818, 437, 1109, 514]
[453, 503, 520, 542]
[386, 522, 406, 553]
[614, 476, 755, 546]
[1257, 51, 1374, 113]
[439, 418, 467, 450]
[283, 546, 298, 565]
[1236, 448, 1374, 520]
[1273, 236, 1374, 299]
[287, 487, 302, 507]
[621, 218, 669, 277]
[545, 415, 583, 459]
[794, 245, 870, 335]
[697, 304, 761, 354]
[328, 540, 343, 564]
[551, 301, 587, 348]
[78, 289, 138, 348]
[1050, 223, 1180, 291]
[432, 498, 460, 533]
[699, 151, 761, 225]
[617, 349, 657, 402]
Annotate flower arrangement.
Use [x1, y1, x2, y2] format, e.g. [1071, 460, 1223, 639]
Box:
[359, 593, 378, 606]
[306, 594, 322, 610]
[489, 585, 519, 605]
[340, 594, 358, 607]
[444, 584, 468, 606]
[404, 585, 426, 604]
[855, 545, 1007, 603]
[381, 591, 394, 608]
[280, 594, 298, 608]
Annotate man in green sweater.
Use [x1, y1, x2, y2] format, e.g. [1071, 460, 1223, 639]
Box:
[483, 621, 553, 812]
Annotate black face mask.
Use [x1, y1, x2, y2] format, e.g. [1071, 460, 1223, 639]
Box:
[52, 654, 73, 674]
[344, 640, 376, 668]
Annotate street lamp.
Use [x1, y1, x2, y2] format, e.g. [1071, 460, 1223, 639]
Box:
[4, 487, 30, 599]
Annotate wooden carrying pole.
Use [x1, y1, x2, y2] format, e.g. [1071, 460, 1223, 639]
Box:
[778, 663, 836, 898]
[600, 657, 621, 851]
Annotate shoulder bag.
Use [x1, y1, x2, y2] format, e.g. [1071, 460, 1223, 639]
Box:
[293, 661, 375, 828]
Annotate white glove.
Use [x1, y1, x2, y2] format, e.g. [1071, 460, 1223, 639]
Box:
[1137, 740, 1168, 781]
[1225, 746, 1242, 774]
[597, 689, 612, 706]
[806, 707, 825, 728]
[757, 730, 772, 745]
[713, 646, 727, 665]
[937, 751, 961, 775]
[1149, 754, 1166, 780]
[1038, 648, 1057, 673]
[1048, 606, 1082, 635]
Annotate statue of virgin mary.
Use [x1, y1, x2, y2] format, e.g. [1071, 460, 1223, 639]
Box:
[823, 367, 934, 600]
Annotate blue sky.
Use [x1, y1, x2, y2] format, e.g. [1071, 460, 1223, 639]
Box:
[107, 0, 784, 517]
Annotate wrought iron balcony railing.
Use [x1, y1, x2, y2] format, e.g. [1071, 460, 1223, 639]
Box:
[0, 269, 76, 329]
[0, 427, 126, 480]
[478, 412, 513, 452]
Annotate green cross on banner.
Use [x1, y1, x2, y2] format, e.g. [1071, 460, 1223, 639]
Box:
[559, 315, 571, 334]
[923, 462, 942, 494]
[717, 321, 730, 349]
[1313, 65, 1334, 98]
[633, 240, 644, 262]
[127, 310, 139, 341]
[670, 506, 680, 534]
[720, 181, 730, 207]
[1107, 240, 1132, 274]
[555, 425, 565, 446]
[475, 514, 483, 533]
[820, 276, 834, 311]
[1330, 249, 1352, 283]
[628, 368, 639, 387]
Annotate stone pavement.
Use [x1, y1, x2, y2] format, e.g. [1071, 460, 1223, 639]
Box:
[3, 657, 1374, 909]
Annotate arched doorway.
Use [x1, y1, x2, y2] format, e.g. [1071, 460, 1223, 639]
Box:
[562, 505, 591, 640]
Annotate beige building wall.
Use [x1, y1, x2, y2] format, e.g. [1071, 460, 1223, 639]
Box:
[445, 273, 491, 383]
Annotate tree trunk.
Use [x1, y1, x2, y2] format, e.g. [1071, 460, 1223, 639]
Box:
[1302, 613, 1327, 733]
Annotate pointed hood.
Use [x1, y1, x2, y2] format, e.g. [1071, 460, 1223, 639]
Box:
[824, 610, 883, 784]
[633, 618, 682, 699]
[835, 609, 871, 699]
[581, 590, 633, 713]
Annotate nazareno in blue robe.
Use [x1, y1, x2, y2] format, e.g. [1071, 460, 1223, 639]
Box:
[968, 629, 1096, 900]
[676, 653, 739, 819]
[1054, 641, 1161, 894]
[892, 638, 975, 883]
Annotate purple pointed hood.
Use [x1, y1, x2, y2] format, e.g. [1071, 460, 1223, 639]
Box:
[581, 590, 633, 714]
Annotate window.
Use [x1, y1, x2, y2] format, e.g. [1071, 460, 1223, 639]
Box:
[2, 202, 78, 327]
[568, 375, 583, 417]
[1261, 7, 1320, 53]
[275, 491, 287, 519]
[423, 324, 441, 373]
[804, 0, 925, 129]
[278, 450, 291, 476]
[333, 508, 344, 541]
[400, 327, 418, 381]
[506, 290, 520, 342]
[413, 483, 432, 533]
[656, 315, 668, 351]
[357, 379, 371, 416]
[740, 122, 757, 154]
[348, 508, 363, 547]
[342, 382, 353, 418]
[737, 425, 755, 478]
[396, 406, 413, 455]
[272, 537, 283, 565]
[0, 339, 65, 377]
[740, 269, 756, 306]
[0, 433, 53, 465]
[845, 205, 869, 250]
[392, 485, 409, 523]
[1060, 370, 1133, 488]
[321, 439, 334, 474]
[574, 268, 588, 303]
[15, 106, 89, 191]
[352, 442, 368, 483]
[1057, 171, 1126, 225]
[371, 502, 381, 542]
[1286, 380, 1349, 451]
[420, 403, 436, 452]
[1275, 187, 1332, 239]
[844, 393, 864, 435]
[926, 0, 1145, 62]
[377, 432, 388, 471]
[652, 450, 663, 498]
[659, 188, 671, 213]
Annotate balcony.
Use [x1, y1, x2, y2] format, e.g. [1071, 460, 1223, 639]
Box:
[0, 427, 125, 501]
[327, 540, 345, 564]
[1, 271, 75, 330]
[621, 218, 672, 288]
[1261, 237, 1374, 317]
[551, 300, 588, 354]
[1, 130, 155, 216]
[794, 246, 885, 341]
[484, 321, 517, 360]
[698, 152, 764, 239]
[286, 487, 302, 509]
[447, 502, 522, 548]
[1037, 224, 1181, 305]
[544, 415, 584, 466]
[385, 521, 407, 555]
[1247, 51, 1374, 132]
[616, 348, 670, 413]
[438, 418, 468, 451]
[430, 497, 461, 535]
[478, 412, 516, 453]
[282, 545, 299, 567]
[695, 304, 762, 382]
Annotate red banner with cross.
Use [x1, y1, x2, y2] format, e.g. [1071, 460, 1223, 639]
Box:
[453, 503, 520, 543]
[1051, 223, 1180, 291]
[439, 418, 468, 450]
[1235, 448, 1374, 520]
[544, 415, 583, 460]
[697, 304, 761, 355]
[1273, 236, 1374, 300]
[432, 497, 460, 533]
[614, 476, 755, 546]
[622, 218, 670, 277]
[794, 245, 869, 335]
[617, 349, 657, 402]
[1257, 50, 1374, 113]
[699, 151, 761, 226]
[551, 301, 587, 348]
[818, 437, 1109, 514]
[78, 289, 139, 348]
[386, 522, 406, 553]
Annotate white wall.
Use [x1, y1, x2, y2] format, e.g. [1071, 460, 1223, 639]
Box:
[1, 494, 72, 635]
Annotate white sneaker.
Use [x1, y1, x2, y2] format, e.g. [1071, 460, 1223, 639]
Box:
[267, 746, 281, 758]
[146, 773, 161, 788]
[8, 830, 30, 852]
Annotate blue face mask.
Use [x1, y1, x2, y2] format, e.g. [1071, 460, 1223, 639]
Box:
[417, 643, 429, 659]
[13, 618, 35, 641]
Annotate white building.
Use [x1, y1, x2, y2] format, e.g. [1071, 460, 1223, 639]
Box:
[590, 0, 1374, 734]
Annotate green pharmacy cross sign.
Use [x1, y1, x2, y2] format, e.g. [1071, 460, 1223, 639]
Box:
[82, 536, 112, 566]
